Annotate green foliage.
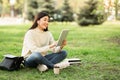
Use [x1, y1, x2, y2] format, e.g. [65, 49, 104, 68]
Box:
[27, 0, 55, 21]
[38, 0, 55, 21]
[115, 0, 120, 20]
[53, 9, 62, 21]
[14, 0, 24, 16]
[0, 0, 2, 16]
[0, 3, 2, 16]
[1, 0, 10, 16]
[30, 0, 74, 22]
[60, 0, 74, 22]
[27, 0, 39, 21]
[78, 0, 106, 26]
[0, 0, 2, 3]
[0, 0, 24, 17]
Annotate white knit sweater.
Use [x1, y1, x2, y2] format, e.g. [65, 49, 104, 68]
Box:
[21, 27, 60, 58]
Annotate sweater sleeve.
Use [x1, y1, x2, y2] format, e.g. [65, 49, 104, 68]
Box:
[48, 32, 61, 53]
[24, 31, 50, 53]
[49, 32, 55, 45]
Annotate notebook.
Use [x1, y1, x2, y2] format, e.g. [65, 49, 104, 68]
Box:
[56, 29, 69, 46]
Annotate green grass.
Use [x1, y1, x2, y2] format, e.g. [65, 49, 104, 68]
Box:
[0, 22, 120, 80]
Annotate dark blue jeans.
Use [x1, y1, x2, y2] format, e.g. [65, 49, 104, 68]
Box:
[24, 50, 67, 68]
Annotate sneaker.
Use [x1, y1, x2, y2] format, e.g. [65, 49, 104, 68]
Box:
[37, 64, 48, 72]
[55, 61, 70, 69]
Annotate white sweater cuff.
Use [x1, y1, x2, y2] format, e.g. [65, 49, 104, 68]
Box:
[53, 46, 61, 53]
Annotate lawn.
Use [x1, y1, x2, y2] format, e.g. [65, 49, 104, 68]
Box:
[0, 21, 120, 80]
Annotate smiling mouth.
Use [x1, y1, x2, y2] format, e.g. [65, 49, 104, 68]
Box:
[45, 24, 48, 27]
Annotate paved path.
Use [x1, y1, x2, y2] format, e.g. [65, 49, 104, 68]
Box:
[0, 17, 24, 25]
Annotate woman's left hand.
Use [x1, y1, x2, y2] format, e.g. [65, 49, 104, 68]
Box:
[61, 40, 67, 49]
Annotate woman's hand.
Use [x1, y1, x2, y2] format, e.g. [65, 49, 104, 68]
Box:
[60, 40, 67, 49]
[49, 41, 57, 49]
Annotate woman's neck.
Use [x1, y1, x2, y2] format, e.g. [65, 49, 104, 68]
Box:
[37, 26, 44, 31]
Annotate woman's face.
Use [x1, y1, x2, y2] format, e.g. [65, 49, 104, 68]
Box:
[37, 16, 49, 30]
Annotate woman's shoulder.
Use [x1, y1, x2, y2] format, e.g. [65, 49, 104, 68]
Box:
[47, 31, 52, 35]
[47, 31, 51, 33]
[27, 29, 36, 33]
[25, 29, 34, 35]
[46, 31, 54, 38]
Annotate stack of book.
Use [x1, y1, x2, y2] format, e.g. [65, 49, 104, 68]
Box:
[65, 58, 81, 65]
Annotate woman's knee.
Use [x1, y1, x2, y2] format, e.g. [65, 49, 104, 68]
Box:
[32, 52, 43, 60]
[61, 50, 67, 58]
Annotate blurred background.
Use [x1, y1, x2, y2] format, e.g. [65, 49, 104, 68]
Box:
[0, 0, 120, 25]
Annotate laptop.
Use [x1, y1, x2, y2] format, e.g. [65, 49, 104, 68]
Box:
[56, 29, 69, 46]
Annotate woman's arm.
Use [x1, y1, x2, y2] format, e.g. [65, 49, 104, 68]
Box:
[49, 32, 67, 53]
[24, 31, 51, 53]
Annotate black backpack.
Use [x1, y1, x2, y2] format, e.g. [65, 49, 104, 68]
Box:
[0, 54, 24, 71]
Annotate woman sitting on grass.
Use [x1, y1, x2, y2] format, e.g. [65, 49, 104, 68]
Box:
[21, 11, 69, 72]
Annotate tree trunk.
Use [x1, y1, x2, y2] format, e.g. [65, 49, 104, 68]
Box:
[115, 0, 118, 20]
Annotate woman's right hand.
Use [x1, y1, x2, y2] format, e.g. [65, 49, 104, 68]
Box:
[49, 41, 57, 48]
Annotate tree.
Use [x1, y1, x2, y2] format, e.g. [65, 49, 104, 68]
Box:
[1, 0, 10, 17]
[117, 0, 120, 20]
[115, 0, 118, 20]
[114, 0, 120, 20]
[78, 0, 105, 26]
[60, 0, 74, 22]
[23, 0, 28, 21]
[14, 0, 24, 16]
[0, 0, 24, 17]
[27, 0, 55, 21]
[27, 0, 38, 20]
[0, 0, 2, 16]
[38, 0, 55, 21]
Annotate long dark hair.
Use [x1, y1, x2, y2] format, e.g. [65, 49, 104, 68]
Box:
[29, 12, 50, 31]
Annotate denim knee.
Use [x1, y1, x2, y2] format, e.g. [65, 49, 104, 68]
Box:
[32, 52, 43, 60]
[61, 50, 67, 58]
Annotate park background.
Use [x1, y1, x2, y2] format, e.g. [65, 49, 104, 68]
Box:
[0, 0, 120, 80]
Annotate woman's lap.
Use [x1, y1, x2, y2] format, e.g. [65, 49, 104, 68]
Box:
[24, 50, 67, 68]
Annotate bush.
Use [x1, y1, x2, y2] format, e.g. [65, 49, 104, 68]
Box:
[77, 0, 106, 26]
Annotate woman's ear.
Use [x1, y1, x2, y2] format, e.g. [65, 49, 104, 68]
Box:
[37, 20, 40, 24]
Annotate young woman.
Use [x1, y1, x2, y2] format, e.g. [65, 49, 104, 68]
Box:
[21, 12, 68, 72]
